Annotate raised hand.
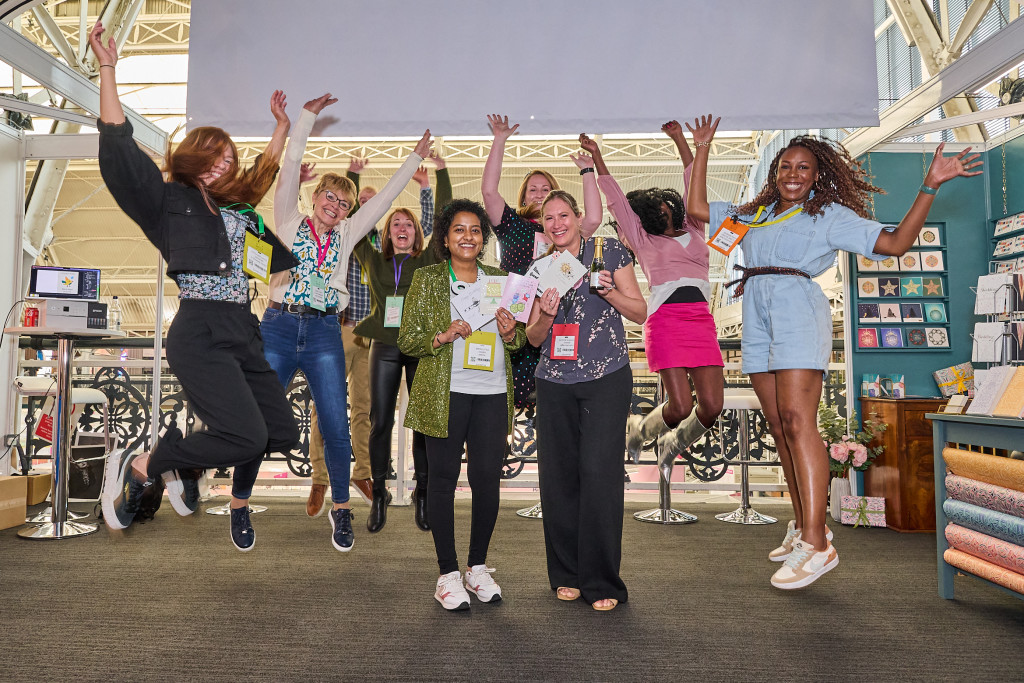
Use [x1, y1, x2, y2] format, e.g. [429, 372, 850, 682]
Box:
[412, 165, 430, 188]
[347, 157, 368, 174]
[303, 93, 338, 115]
[661, 120, 686, 144]
[429, 149, 446, 170]
[270, 90, 289, 126]
[684, 114, 720, 147]
[569, 151, 595, 171]
[578, 133, 600, 156]
[924, 142, 984, 188]
[487, 114, 520, 140]
[299, 162, 318, 184]
[414, 129, 433, 158]
[88, 22, 118, 68]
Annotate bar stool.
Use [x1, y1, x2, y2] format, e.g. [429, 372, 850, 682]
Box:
[634, 380, 698, 525]
[14, 375, 111, 523]
[715, 391, 777, 525]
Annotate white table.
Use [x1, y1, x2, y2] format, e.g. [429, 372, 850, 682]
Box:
[4, 326, 126, 540]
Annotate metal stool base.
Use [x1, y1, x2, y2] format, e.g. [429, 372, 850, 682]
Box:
[515, 501, 543, 519]
[18, 520, 98, 539]
[715, 506, 777, 525]
[205, 503, 268, 515]
[633, 507, 698, 524]
[26, 506, 88, 523]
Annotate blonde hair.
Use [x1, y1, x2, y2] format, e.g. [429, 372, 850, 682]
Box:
[517, 170, 560, 220]
[312, 173, 357, 209]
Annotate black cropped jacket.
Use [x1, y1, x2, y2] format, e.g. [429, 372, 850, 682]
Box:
[97, 119, 298, 277]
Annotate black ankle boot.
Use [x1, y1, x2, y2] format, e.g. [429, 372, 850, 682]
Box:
[413, 485, 430, 531]
[366, 483, 391, 533]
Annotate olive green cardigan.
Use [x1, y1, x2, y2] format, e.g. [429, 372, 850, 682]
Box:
[397, 260, 527, 439]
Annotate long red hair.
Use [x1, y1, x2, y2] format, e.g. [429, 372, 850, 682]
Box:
[165, 126, 277, 211]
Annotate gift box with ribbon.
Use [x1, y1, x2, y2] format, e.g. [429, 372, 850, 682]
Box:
[840, 495, 886, 527]
[932, 362, 975, 398]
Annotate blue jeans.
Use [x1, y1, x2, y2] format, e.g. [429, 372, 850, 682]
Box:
[260, 308, 352, 503]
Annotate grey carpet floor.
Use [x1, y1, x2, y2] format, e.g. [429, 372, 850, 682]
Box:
[2, 498, 1023, 682]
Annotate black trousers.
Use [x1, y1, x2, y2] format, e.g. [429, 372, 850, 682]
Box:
[368, 341, 427, 487]
[425, 392, 507, 574]
[536, 365, 632, 604]
[148, 300, 300, 498]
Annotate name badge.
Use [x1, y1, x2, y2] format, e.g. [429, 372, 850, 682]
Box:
[384, 296, 404, 328]
[243, 231, 273, 283]
[707, 217, 749, 256]
[309, 274, 327, 312]
[360, 266, 369, 286]
[550, 323, 580, 360]
[464, 330, 497, 371]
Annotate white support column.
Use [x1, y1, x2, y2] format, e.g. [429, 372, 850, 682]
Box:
[0, 124, 25, 474]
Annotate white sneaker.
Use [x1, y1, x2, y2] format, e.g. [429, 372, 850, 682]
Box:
[435, 571, 470, 611]
[770, 539, 839, 590]
[465, 565, 503, 603]
[769, 522, 834, 562]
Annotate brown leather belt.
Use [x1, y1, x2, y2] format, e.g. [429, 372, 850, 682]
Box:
[726, 265, 810, 298]
[268, 300, 338, 316]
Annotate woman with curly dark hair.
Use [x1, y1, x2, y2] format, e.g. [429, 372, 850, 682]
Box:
[685, 115, 982, 590]
[581, 125, 724, 476]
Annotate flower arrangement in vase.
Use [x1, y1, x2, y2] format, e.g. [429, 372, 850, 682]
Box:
[818, 403, 887, 476]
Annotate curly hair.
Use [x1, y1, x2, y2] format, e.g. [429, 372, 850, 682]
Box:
[737, 135, 883, 219]
[624, 188, 686, 236]
[433, 198, 493, 261]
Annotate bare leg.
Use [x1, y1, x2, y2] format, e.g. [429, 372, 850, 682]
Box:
[660, 367, 694, 428]
[750, 372, 803, 530]
[687, 366, 724, 428]
[773, 369, 828, 550]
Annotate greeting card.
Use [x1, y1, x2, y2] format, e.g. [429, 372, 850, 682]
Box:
[921, 277, 944, 296]
[499, 273, 539, 323]
[917, 227, 941, 246]
[858, 277, 879, 298]
[861, 373, 882, 397]
[926, 327, 950, 348]
[880, 327, 904, 348]
[858, 328, 879, 349]
[994, 217, 1015, 237]
[900, 302, 924, 323]
[478, 275, 507, 317]
[857, 303, 880, 324]
[879, 302, 902, 323]
[878, 277, 900, 297]
[899, 252, 921, 271]
[900, 276, 923, 297]
[920, 251, 944, 271]
[907, 328, 928, 347]
[877, 256, 900, 273]
[535, 250, 588, 297]
[923, 302, 947, 323]
[857, 255, 877, 271]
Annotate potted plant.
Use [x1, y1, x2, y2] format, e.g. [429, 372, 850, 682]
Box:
[818, 403, 887, 521]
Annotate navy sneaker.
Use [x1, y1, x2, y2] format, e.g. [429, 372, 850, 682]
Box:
[162, 469, 200, 516]
[101, 449, 149, 530]
[229, 505, 255, 552]
[329, 507, 355, 552]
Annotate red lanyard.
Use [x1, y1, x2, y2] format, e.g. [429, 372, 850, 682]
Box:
[306, 218, 333, 270]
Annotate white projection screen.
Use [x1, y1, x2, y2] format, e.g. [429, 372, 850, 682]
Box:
[187, 0, 879, 137]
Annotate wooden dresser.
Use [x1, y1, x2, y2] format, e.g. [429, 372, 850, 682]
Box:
[860, 396, 947, 532]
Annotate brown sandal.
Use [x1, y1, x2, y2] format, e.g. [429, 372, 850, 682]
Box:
[556, 587, 581, 601]
[592, 598, 618, 611]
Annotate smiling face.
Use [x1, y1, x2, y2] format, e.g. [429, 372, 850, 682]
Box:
[312, 187, 353, 228]
[387, 210, 417, 254]
[358, 186, 377, 206]
[198, 146, 235, 186]
[445, 210, 484, 263]
[775, 145, 819, 210]
[523, 173, 553, 208]
[542, 196, 582, 251]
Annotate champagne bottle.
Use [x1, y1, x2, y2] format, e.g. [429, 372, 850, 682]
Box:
[590, 237, 605, 293]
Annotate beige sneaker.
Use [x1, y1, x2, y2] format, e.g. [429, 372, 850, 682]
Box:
[769, 523, 834, 562]
[770, 539, 839, 590]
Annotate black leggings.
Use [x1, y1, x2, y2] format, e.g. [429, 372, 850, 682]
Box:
[425, 392, 507, 574]
[368, 340, 427, 486]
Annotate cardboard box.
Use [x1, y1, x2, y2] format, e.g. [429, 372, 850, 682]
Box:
[26, 473, 52, 506]
[0, 476, 28, 530]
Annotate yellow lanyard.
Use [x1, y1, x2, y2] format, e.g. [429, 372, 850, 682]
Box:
[745, 204, 803, 228]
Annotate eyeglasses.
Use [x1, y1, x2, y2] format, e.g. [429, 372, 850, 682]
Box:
[321, 190, 352, 212]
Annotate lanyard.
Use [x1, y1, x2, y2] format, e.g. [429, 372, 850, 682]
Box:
[221, 203, 265, 236]
[558, 237, 587, 324]
[392, 254, 411, 295]
[305, 218, 333, 270]
[448, 260, 458, 283]
[743, 204, 803, 228]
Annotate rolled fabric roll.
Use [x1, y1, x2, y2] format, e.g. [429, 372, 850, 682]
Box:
[945, 523, 1024, 574]
[943, 447, 1024, 493]
[946, 474, 1024, 519]
[943, 499, 1024, 547]
[944, 548, 1024, 595]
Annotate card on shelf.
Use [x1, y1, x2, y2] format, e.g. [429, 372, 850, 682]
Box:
[922, 302, 947, 323]
[1010, 323, 1024, 362]
[921, 277, 944, 296]
[876, 256, 900, 272]
[900, 276, 923, 296]
[917, 227, 941, 247]
[857, 303, 880, 324]
[994, 260, 1015, 274]
[858, 277, 879, 297]
[1015, 257, 1024, 273]
[861, 373, 882, 397]
[857, 328, 879, 348]
[856, 255, 878, 271]
[899, 252, 921, 271]
[878, 277, 900, 297]
[880, 327, 904, 348]
[972, 321, 1007, 364]
[926, 327, 950, 348]
[900, 302, 924, 323]
[994, 217, 1015, 237]
[906, 328, 928, 347]
[974, 273, 1012, 315]
[879, 302, 902, 323]
[919, 251, 944, 271]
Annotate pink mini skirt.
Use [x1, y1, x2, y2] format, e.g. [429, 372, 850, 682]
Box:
[644, 302, 724, 372]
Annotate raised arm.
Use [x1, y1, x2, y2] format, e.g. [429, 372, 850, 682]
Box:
[662, 120, 693, 168]
[581, 134, 644, 249]
[483, 114, 519, 225]
[684, 114, 720, 224]
[431, 150, 453, 214]
[89, 22, 124, 124]
[570, 149, 601, 239]
[273, 94, 336, 244]
[262, 90, 291, 165]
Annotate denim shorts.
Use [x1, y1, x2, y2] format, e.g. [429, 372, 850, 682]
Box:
[740, 275, 832, 375]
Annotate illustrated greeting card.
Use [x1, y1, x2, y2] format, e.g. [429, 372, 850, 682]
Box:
[878, 277, 901, 297]
[900, 302, 924, 323]
[478, 275, 507, 317]
[880, 327, 904, 348]
[921, 277, 944, 296]
[926, 327, 950, 348]
[858, 277, 879, 297]
[899, 252, 921, 271]
[900, 276, 923, 297]
[499, 273, 539, 323]
[917, 227, 941, 246]
[857, 255, 877, 271]
[535, 251, 588, 297]
[923, 302, 947, 323]
[858, 328, 879, 348]
[920, 251, 944, 271]
[879, 302, 902, 323]
[857, 303, 880, 324]
[907, 328, 928, 347]
[877, 256, 900, 273]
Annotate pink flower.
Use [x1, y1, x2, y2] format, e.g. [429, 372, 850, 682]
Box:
[851, 443, 868, 467]
[829, 443, 849, 462]
[841, 435, 852, 442]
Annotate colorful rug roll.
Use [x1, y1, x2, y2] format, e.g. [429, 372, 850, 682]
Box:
[943, 499, 1024, 546]
[943, 548, 1024, 595]
[942, 448, 1024, 494]
[945, 474, 1024, 518]
[945, 523, 1024, 574]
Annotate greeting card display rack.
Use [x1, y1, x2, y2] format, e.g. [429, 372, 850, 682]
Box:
[970, 262, 1024, 368]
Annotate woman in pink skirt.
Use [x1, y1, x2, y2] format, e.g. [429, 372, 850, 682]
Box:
[581, 123, 723, 472]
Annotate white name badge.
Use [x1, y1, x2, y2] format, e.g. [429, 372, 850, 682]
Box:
[309, 274, 327, 312]
[384, 296, 404, 328]
[243, 231, 272, 283]
[464, 330, 497, 371]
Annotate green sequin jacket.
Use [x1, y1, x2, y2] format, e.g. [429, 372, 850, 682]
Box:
[398, 261, 527, 438]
